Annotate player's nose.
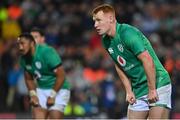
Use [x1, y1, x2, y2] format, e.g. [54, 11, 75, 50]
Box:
[19, 45, 24, 51]
[94, 22, 98, 28]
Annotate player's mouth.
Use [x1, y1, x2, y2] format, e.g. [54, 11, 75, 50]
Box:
[19, 50, 25, 54]
[96, 29, 101, 33]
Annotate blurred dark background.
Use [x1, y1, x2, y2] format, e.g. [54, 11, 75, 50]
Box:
[0, 0, 179, 119]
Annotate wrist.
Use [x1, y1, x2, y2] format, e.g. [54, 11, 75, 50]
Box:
[148, 87, 156, 91]
[29, 90, 37, 97]
[148, 89, 156, 92]
[126, 89, 133, 94]
[49, 89, 57, 98]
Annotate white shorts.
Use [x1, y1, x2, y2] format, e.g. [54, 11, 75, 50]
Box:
[36, 88, 70, 112]
[128, 84, 172, 111]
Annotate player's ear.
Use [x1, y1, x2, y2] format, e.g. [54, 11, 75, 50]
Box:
[109, 15, 113, 23]
[31, 40, 35, 47]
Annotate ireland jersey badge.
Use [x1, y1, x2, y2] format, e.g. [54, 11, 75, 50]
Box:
[35, 61, 42, 69]
[117, 44, 124, 52]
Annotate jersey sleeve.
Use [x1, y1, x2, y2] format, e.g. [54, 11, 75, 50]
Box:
[44, 47, 62, 70]
[122, 25, 146, 56]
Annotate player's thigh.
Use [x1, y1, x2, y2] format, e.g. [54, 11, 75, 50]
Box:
[48, 110, 64, 119]
[128, 109, 148, 119]
[128, 96, 149, 119]
[36, 88, 48, 109]
[48, 89, 70, 118]
[32, 107, 48, 119]
[149, 106, 170, 119]
[148, 84, 171, 119]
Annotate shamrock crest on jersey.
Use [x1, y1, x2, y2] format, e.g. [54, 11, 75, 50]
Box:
[35, 61, 42, 69]
[117, 44, 124, 52]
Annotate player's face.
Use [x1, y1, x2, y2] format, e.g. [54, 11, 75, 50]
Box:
[17, 37, 32, 55]
[31, 32, 44, 44]
[93, 11, 111, 35]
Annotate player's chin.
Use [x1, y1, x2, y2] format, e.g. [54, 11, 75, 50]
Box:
[97, 31, 103, 35]
[19, 51, 26, 55]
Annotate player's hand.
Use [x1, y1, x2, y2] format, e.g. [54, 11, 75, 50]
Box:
[148, 89, 159, 104]
[47, 97, 55, 107]
[30, 96, 39, 107]
[126, 91, 136, 105]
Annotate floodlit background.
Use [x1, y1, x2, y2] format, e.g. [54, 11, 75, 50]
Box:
[0, 0, 179, 119]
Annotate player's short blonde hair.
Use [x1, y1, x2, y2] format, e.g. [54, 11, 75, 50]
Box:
[92, 4, 115, 16]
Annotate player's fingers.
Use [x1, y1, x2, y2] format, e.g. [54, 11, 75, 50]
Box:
[148, 98, 154, 103]
[156, 96, 159, 101]
[148, 97, 157, 103]
[133, 98, 137, 104]
[30, 101, 39, 107]
[132, 98, 136, 104]
[126, 98, 131, 103]
[30, 98, 39, 106]
[47, 102, 54, 107]
[129, 97, 135, 105]
[126, 97, 130, 102]
[47, 100, 54, 107]
[33, 103, 39, 107]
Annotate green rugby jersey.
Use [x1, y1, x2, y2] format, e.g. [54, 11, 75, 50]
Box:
[20, 44, 70, 89]
[102, 23, 171, 98]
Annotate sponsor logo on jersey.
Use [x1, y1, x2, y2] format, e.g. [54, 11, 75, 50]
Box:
[117, 44, 124, 52]
[117, 55, 126, 66]
[108, 48, 114, 54]
[35, 61, 42, 69]
[124, 64, 135, 71]
[26, 65, 32, 70]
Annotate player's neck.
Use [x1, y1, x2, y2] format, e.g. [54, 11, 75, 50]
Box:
[31, 45, 36, 56]
[107, 22, 116, 38]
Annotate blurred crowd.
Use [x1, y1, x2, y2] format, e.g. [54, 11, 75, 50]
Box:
[0, 0, 179, 119]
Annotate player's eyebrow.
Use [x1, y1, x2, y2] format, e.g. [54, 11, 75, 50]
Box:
[93, 18, 101, 21]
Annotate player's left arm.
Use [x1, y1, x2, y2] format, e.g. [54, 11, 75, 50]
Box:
[123, 25, 158, 103]
[137, 51, 158, 103]
[47, 65, 65, 107]
[45, 47, 65, 93]
[52, 65, 65, 93]
[44, 47, 65, 106]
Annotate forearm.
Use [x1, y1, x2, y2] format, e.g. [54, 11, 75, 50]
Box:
[143, 59, 156, 90]
[25, 79, 36, 91]
[52, 67, 65, 92]
[53, 77, 65, 92]
[138, 51, 156, 91]
[115, 65, 132, 93]
[24, 71, 36, 91]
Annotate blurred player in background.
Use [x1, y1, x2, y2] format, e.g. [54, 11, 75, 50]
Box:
[16, 33, 70, 119]
[92, 4, 172, 119]
[30, 27, 45, 44]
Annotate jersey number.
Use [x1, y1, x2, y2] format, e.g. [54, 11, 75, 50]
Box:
[34, 70, 41, 80]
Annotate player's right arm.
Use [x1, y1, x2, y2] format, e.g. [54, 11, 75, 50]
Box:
[24, 71, 36, 91]
[115, 64, 136, 105]
[24, 71, 39, 107]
